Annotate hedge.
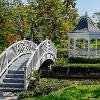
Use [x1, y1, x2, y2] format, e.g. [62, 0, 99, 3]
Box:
[68, 57, 100, 64]
[54, 64, 100, 68]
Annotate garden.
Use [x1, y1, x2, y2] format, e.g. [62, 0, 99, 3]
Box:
[18, 39, 100, 100]
[1, 0, 100, 100]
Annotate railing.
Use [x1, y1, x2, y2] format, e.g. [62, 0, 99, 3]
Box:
[0, 40, 37, 77]
[70, 48, 100, 58]
[24, 39, 57, 89]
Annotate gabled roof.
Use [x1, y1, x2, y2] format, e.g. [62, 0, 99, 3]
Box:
[72, 13, 100, 33]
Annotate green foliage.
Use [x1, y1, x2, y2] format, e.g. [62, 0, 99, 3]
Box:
[0, 0, 78, 46]
[55, 58, 66, 66]
[23, 85, 100, 100]
[59, 63, 100, 68]
[0, 0, 22, 47]
[93, 12, 100, 29]
[57, 49, 68, 58]
[97, 22, 100, 29]
[20, 78, 100, 99]
[56, 39, 69, 66]
[18, 77, 100, 99]
[18, 78, 71, 99]
[68, 57, 100, 64]
[19, 78, 100, 100]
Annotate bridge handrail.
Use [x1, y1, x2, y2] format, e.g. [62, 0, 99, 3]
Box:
[0, 40, 37, 77]
[24, 39, 57, 89]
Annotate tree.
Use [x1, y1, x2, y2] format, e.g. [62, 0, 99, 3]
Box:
[0, 0, 78, 46]
[26, 0, 78, 43]
[92, 12, 100, 29]
[0, 0, 21, 47]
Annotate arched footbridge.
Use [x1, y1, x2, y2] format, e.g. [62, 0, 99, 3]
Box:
[0, 39, 57, 92]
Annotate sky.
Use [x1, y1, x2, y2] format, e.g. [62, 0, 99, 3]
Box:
[76, 0, 100, 17]
[22, 0, 27, 4]
[22, 0, 100, 17]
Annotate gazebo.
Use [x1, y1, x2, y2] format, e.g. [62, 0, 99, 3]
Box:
[68, 13, 100, 58]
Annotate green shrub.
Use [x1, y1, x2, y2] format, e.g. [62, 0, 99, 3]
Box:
[68, 57, 100, 64]
[57, 49, 68, 58]
[27, 71, 41, 90]
[18, 78, 70, 99]
[55, 64, 100, 68]
[18, 91, 35, 99]
[55, 58, 66, 66]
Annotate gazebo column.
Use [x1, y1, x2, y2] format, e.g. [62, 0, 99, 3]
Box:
[88, 38, 90, 57]
[83, 39, 86, 57]
[73, 38, 76, 57]
[96, 39, 98, 57]
[83, 39, 86, 49]
[68, 38, 71, 57]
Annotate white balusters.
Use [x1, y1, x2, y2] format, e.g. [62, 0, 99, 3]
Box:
[0, 40, 37, 77]
[24, 39, 57, 89]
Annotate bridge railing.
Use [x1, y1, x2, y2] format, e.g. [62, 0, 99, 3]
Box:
[0, 40, 37, 77]
[24, 39, 57, 89]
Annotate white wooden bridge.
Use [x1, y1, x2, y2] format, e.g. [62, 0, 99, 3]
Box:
[0, 39, 57, 93]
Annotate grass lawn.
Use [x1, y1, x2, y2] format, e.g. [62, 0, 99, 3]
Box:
[23, 85, 100, 100]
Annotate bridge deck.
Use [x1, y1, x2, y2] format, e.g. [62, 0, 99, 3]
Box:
[10, 53, 31, 71]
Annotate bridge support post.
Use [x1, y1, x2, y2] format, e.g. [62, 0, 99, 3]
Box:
[24, 67, 27, 90]
[48, 65, 52, 71]
[48, 65, 52, 76]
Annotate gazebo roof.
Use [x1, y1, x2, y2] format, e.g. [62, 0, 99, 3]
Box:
[72, 13, 100, 33]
